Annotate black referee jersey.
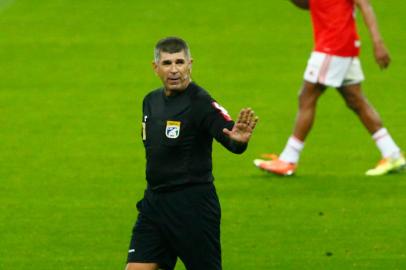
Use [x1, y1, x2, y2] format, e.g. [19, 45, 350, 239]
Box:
[141, 81, 247, 191]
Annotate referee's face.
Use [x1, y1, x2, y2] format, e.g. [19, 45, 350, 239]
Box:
[153, 50, 193, 96]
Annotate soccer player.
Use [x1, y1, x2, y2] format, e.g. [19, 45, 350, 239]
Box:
[254, 0, 405, 176]
[125, 37, 258, 270]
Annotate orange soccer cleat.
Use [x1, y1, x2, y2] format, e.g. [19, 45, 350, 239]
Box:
[254, 155, 297, 176]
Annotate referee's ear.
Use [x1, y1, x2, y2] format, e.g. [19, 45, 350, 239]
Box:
[152, 61, 158, 74]
[188, 58, 193, 74]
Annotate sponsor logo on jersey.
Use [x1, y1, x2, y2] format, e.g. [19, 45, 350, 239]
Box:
[166, 121, 181, 139]
[212, 101, 232, 121]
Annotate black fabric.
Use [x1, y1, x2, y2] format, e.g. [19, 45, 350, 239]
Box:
[142, 82, 247, 191]
[127, 183, 222, 270]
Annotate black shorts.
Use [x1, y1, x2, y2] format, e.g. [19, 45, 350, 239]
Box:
[127, 183, 222, 270]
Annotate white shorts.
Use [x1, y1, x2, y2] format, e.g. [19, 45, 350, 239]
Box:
[303, 51, 365, 87]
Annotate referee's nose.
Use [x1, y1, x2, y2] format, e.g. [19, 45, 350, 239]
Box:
[169, 63, 179, 73]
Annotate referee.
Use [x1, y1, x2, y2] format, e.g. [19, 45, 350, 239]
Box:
[126, 37, 258, 270]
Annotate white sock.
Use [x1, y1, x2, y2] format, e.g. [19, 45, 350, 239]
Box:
[372, 128, 401, 159]
[279, 136, 304, 164]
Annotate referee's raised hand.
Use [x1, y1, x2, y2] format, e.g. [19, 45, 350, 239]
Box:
[223, 108, 258, 143]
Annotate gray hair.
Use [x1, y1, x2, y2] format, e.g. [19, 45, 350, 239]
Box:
[154, 37, 191, 63]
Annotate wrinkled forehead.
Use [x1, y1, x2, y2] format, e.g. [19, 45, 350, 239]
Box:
[158, 50, 189, 63]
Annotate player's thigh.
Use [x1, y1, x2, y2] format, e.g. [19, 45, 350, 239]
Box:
[126, 262, 159, 270]
[298, 81, 326, 105]
[127, 212, 177, 270]
[337, 83, 362, 95]
[337, 83, 365, 107]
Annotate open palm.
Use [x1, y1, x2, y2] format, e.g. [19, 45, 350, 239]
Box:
[223, 108, 258, 144]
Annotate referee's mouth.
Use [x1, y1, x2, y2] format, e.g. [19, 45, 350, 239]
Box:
[168, 78, 181, 84]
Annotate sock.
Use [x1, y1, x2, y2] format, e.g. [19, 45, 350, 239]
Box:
[372, 128, 401, 159]
[279, 136, 304, 164]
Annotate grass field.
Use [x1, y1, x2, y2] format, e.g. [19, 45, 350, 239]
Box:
[1, 0, 405, 269]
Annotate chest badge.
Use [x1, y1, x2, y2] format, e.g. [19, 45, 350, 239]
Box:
[165, 121, 181, 139]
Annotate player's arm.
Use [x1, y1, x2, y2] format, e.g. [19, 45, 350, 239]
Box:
[290, 0, 309, 10]
[355, 0, 390, 69]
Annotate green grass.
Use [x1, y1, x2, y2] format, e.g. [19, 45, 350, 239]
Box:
[1, 0, 405, 269]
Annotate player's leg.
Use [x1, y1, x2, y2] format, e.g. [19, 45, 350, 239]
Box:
[337, 83, 382, 133]
[338, 83, 404, 175]
[292, 81, 326, 141]
[254, 81, 326, 175]
[254, 52, 337, 175]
